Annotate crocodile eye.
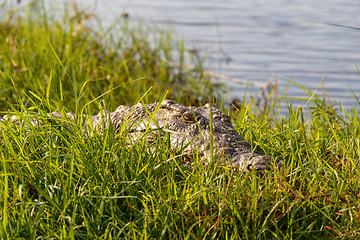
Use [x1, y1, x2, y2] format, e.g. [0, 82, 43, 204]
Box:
[182, 114, 194, 123]
[182, 111, 199, 123]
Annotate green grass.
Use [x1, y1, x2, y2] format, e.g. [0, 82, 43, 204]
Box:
[1, 2, 360, 239]
[0, 1, 222, 112]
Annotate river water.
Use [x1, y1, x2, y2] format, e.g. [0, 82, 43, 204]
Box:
[14, 0, 360, 112]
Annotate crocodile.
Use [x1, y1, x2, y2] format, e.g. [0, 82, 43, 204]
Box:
[1, 100, 277, 172]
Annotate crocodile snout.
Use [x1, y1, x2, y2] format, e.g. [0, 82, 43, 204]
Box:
[246, 155, 272, 172]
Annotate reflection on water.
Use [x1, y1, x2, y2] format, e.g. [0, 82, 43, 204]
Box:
[12, 0, 360, 112]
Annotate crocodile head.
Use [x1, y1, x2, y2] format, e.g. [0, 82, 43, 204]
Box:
[105, 100, 277, 173]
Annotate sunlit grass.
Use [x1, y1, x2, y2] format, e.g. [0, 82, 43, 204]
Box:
[1, 2, 360, 239]
[0, 1, 222, 113]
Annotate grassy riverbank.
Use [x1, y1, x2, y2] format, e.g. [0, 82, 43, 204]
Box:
[1, 2, 360, 239]
[0, 1, 222, 112]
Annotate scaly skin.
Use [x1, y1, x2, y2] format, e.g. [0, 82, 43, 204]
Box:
[1, 100, 277, 172]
